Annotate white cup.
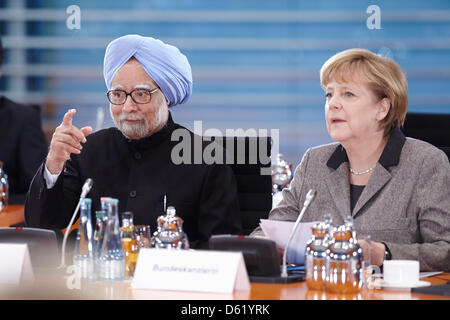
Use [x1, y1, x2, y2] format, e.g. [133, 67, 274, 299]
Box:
[383, 260, 420, 286]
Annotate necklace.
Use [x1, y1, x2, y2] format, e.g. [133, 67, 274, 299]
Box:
[349, 165, 376, 175]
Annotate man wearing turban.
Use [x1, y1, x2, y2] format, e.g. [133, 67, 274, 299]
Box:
[25, 35, 242, 249]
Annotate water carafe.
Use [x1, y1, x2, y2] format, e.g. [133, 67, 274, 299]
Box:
[73, 198, 95, 280]
[98, 198, 125, 281]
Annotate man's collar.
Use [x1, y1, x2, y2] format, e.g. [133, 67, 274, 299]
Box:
[326, 127, 406, 170]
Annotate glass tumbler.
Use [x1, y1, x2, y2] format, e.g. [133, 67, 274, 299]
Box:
[134, 225, 151, 250]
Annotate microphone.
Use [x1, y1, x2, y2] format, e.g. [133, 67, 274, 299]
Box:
[208, 189, 317, 284]
[80, 178, 93, 199]
[281, 189, 316, 277]
[58, 178, 94, 269]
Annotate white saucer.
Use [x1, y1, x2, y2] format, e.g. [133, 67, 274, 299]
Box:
[373, 279, 431, 290]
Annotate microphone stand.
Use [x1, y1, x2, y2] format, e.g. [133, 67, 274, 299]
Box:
[281, 189, 316, 278]
[247, 189, 317, 284]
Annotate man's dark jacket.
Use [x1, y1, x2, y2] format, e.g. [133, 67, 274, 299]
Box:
[25, 113, 242, 248]
[0, 96, 48, 204]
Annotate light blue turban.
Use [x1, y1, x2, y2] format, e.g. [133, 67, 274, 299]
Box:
[103, 34, 192, 106]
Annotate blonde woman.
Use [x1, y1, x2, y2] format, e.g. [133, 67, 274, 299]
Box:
[252, 49, 450, 272]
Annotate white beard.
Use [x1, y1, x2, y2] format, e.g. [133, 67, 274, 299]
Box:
[111, 105, 168, 140]
[118, 113, 149, 139]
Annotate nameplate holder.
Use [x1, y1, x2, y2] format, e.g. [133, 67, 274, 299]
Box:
[131, 248, 250, 293]
[0, 243, 34, 285]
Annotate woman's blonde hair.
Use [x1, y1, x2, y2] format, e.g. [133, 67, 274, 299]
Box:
[320, 48, 408, 134]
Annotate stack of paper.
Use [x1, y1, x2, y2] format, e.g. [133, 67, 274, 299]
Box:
[260, 219, 318, 265]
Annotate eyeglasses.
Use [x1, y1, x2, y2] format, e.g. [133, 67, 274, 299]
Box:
[106, 87, 160, 105]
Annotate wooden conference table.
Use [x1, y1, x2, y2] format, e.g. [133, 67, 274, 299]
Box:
[1, 271, 449, 300]
[1, 205, 449, 300]
[0, 205, 25, 227]
[0, 205, 78, 234]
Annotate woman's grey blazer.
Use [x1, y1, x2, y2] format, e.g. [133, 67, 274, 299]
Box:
[252, 128, 450, 272]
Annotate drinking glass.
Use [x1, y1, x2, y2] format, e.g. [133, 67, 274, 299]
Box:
[134, 225, 151, 250]
[359, 235, 381, 288]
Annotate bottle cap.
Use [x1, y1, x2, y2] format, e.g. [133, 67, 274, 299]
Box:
[96, 210, 106, 219]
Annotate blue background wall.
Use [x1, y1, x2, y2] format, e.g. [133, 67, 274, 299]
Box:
[1, 0, 449, 167]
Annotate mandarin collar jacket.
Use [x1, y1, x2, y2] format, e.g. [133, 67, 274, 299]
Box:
[25, 113, 242, 249]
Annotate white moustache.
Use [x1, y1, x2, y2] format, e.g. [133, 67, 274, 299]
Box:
[119, 113, 145, 122]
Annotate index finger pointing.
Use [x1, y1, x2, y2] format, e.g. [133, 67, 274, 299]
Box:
[62, 108, 76, 126]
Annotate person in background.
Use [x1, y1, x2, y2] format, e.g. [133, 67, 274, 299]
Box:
[0, 36, 48, 204]
[251, 48, 450, 272]
[25, 34, 241, 248]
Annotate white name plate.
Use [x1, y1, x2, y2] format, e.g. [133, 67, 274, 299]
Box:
[131, 248, 250, 294]
[0, 243, 34, 285]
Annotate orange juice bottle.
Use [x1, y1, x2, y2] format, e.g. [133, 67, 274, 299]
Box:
[121, 237, 138, 279]
[305, 221, 329, 290]
[326, 217, 363, 293]
[120, 211, 138, 279]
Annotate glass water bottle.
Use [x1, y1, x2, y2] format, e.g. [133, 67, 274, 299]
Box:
[98, 198, 125, 281]
[73, 198, 95, 280]
[93, 210, 107, 258]
[100, 197, 111, 211]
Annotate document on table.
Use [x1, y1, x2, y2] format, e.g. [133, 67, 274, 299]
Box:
[259, 219, 318, 266]
[419, 271, 443, 278]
